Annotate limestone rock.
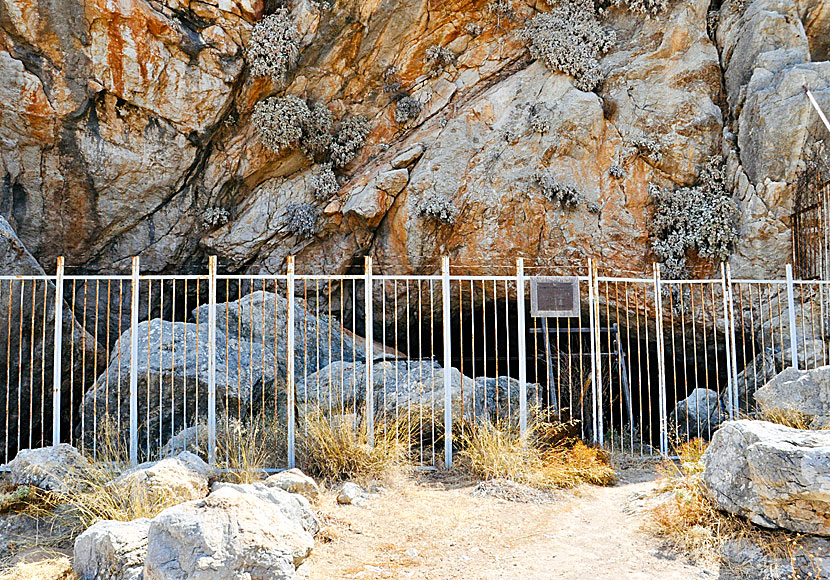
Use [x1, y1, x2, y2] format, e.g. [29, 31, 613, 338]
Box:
[670, 388, 727, 440]
[754, 366, 830, 428]
[721, 535, 830, 579]
[702, 420, 830, 535]
[74, 518, 151, 580]
[161, 425, 209, 458]
[143, 485, 315, 580]
[111, 451, 214, 506]
[210, 482, 320, 536]
[7, 444, 92, 494]
[265, 469, 320, 502]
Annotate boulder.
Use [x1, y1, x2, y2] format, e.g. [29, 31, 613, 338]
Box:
[702, 420, 830, 535]
[210, 482, 319, 536]
[111, 452, 214, 506]
[728, 348, 782, 413]
[143, 485, 315, 580]
[7, 444, 92, 494]
[754, 365, 830, 428]
[74, 518, 151, 580]
[160, 425, 209, 458]
[670, 388, 727, 440]
[265, 469, 320, 501]
[721, 535, 830, 579]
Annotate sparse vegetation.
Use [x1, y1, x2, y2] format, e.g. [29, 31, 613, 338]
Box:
[608, 163, 626, 178]
[612, 0, 670, 18]
[529, 103, 554, 134]
[521, 0, 615, 92]
[395, 96, 422, 124]
[330, 116, 371, 167]
[302, 102, 334, 162]
[416, 195, 459, 225]
[0, 556, 75, 580]
[458, 420, 615, 489]
[650, 156, 738, 278]
[297, 413, 409, 483]
[532, 169, 584, 209]
[465, 22, 483, 36]
[215, 417, 285, 483]
[311, 163, 339, 200]
[248, 9, 300, 83]
[284, 202, 321, 239]
[631, 136, 663, 163]
[253, 95, 311, 153]
[202, 207, 229, 229]
[424, 45, 456, 77]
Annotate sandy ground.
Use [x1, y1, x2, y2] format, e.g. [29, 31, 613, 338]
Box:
[308, 465, 718, 580]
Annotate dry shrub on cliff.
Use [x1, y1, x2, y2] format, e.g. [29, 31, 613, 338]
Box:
[253, 95, 311, 153]
[248, 9, 300, 82]
[612, 0, 669, 18]
[395, 96, 422, 124]
[532, 170, 584, 209]
[215, 417, 286, 483]
[416, 195, 459, 225]
[650, 156, 738, 279]
[458, 420, 615, 489]
[424, 45, 456, 77]
[522, 0, 615, 92]
[302, 102, 334, 161]
[311, 163, 339, 200]
[330, 116, 371, 167]
[283, 203, 321, 239]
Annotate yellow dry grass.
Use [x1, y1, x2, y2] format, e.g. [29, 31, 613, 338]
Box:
[0, 556, 75, 580]
[458, 419, 615, 489]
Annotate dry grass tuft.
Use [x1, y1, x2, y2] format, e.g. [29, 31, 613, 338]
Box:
[0, 556, 75, 580]
[297, 412, 410, 483]
[215, 416, 286, 483]
[757, 407, 829, 430]
[457, 419, 615, 490]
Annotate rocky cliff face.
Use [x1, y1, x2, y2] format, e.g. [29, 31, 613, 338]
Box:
[0, 0, 828, 278]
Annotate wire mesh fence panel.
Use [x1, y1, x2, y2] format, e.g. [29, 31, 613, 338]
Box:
[792, 280, 830, 371]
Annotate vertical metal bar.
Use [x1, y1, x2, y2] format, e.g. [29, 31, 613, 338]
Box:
[129, 257, 140, 466]
[720, 264, 735, 420]
[516, 258, 527, 435]
[364, 256, 374, 447]
[587, 259, 600, 445]
[52, 258, 65, 445]
[786, 264, 799, 370]
[442, 256, 453, 468]
[286, 256, 296, 468]
[725, 264, 740, 418]
[653, 264, 668, 456]
[207, 256, 217, 465]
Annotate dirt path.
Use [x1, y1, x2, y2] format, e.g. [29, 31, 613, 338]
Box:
[308, 467, 718, 579]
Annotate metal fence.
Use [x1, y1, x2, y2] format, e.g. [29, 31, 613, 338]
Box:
[0, 256, 822, 469]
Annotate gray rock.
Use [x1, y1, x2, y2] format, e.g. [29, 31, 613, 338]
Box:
[728, 348, 782, 413]
[111, 451, 214, 506]
[74, 518, 151, 580]
[264, 469, 320, 501]
[670, 388, 727, 440]
[7, 444, 92, 494]
[79, 318, 276, 458]
[754, 365, 830, 428]
[721, 536, 830, 579]
[160, 425, 209, 458]
[702, 420, 830, 535]
[143, 485, 314, 580]
[391, 144, 425, 169]
[337, 482, 365, 505]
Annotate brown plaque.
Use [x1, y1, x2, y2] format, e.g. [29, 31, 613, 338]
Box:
[530, 277, 581, 318]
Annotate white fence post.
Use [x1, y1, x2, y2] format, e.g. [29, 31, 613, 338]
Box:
[207, 256, 217, 465]
[653, 263, 668, 457]
[516, 258, 527, 436]
[726, 264, 740, 418]
[129, 256, 140, 467]
[786, 264, 800, 370]
[720, 263, 738, 419]
[442, 256, 453, 468]
[587, 259, 600, 445]
[286, 256, 296, 468]
[52, 257, 64, 446]
[364, 256, 374, 448]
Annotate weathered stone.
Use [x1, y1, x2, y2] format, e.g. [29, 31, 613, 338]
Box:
[160, 425, 209, 458]
[337, 482, 364, 505]
[727, 348, 782, 413]
[754, 365, 830, 428]
[265, 469, 320, 501]
[376, 169, 409, 195]
[721, 535, 830, 579]
[144, 485, 314, 580]
[7, 444, 92, 494]
[702, 420, 830, 535]
[111, 451, 214, 506]
[210, 482, 319, 536]
[74, 518, 151, 580]
[391, 145, 426, 169]
[670, 388, 726, 440]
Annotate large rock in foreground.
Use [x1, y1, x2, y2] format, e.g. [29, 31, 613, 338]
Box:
[144, 485, 315, 580]
[74, 518, 151, 580]
[702, 420, 830, 535]
[111, 451, 214, 506]
[754, 365, 830, 428]
[670, 388, 726, 440]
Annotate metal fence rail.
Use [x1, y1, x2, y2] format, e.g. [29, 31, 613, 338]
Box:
[0, 256, 820, 469]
